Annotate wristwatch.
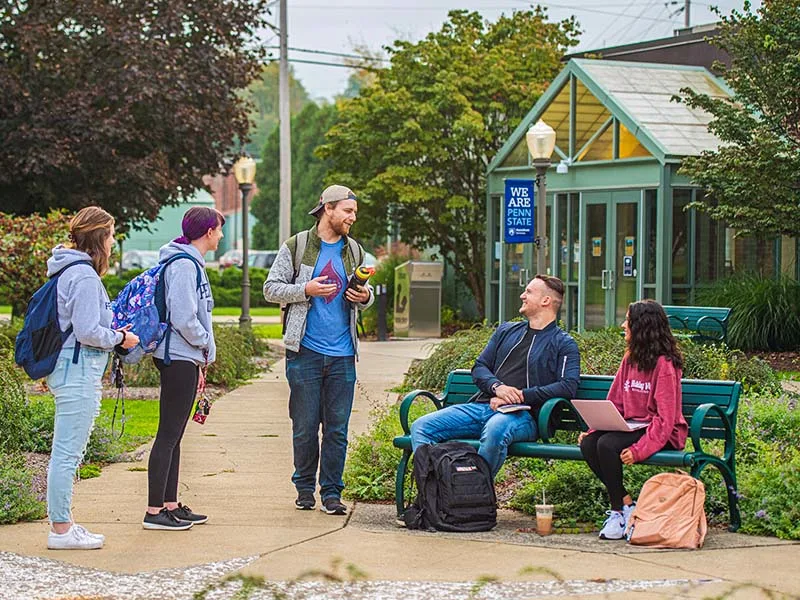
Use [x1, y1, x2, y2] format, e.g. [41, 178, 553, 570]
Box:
[491, 381, 502, 395]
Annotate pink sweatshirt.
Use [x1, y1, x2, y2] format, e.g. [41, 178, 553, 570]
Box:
[606, 354, 688, 462]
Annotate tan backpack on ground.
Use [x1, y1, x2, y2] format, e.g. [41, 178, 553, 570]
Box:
[625, 472, 708, 549]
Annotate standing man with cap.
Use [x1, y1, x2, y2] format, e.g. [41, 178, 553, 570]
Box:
[264, 184, 374, 515]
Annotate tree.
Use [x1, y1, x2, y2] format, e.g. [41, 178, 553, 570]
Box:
[678, 0, 800, 236]
[0, 0, 268, 231]
[251, 102, 339, 249]
[318, 9, 580, 316]
[0, 211, 71, 317]
[243, 62, 312, 159]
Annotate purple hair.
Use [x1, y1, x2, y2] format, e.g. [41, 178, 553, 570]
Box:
[174, 207, 225, 244]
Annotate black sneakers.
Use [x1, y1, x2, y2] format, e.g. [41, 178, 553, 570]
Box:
[142, 508, 193, 531]
[295, 492, 316, 510]
[168, 503, 208, 524]
[320, 497, 347, 515]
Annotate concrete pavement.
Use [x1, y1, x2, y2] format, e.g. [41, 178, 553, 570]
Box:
[1, 339, 798, 599]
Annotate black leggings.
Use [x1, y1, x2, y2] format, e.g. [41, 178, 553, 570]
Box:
[148, 358, 199, 507]
[579, 429, 647, 511]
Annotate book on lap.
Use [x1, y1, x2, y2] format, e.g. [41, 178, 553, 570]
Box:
[496, 404, 532, 414]
[571, 399, 649, 432]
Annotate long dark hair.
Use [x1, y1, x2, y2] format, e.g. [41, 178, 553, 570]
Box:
[626, 299, 683, 372]
[174, 207, 225, 244]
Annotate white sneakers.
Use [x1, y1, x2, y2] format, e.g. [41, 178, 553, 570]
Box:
[47, 524, 104, 550]
[598, 502, 636, 541]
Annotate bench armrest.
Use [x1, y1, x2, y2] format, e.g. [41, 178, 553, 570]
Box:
[668, 315, 689, 330]
[537, 397, 582, 443]
[695, 315, 727, 339]
[689, 403, 734, 461]
[399, 390, 444, 435]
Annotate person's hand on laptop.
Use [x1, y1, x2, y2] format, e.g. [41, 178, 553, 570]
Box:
[620, 448, 635, 465]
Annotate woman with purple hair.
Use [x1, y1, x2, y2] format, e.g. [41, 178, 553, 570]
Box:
[143, 206, 224, 531]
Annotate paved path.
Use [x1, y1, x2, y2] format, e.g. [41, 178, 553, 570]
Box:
[0, 339, 798, 600]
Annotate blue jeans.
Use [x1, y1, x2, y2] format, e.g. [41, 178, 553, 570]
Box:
[410, 402, 537, 477]
[286, 345, 356, 500]
[46, 346, 109, 523]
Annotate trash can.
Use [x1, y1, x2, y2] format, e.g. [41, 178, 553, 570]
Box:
[393, 261, 443, 338]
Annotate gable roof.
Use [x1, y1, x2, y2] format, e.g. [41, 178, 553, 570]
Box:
[488, 58, 731, 172]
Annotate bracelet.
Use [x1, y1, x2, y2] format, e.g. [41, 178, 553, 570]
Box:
[119, 330, 127, 344]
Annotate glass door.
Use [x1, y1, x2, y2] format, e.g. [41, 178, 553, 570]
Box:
[614, 200, 639, 324]
[583, 194, 611, 329]
[502, 243, 532, 320]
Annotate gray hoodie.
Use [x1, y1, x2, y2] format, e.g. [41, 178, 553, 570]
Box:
[152, 242, 216, 366]
[47, 246, 122, 351]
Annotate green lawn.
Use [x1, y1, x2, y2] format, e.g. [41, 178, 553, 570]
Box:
[252, 323, 283, 339]
[0, 305, 10, 314]
[213, 306, 280, 317]
[97, 397, 160, 445]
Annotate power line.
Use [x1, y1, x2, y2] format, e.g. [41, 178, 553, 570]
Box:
[267, 57, 381, 70]
[266, 45, 389, 62]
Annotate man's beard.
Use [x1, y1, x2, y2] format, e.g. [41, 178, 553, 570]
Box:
[332, 220, 351, 236]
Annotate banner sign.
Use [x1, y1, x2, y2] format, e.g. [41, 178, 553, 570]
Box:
[504, 179, 535, 243]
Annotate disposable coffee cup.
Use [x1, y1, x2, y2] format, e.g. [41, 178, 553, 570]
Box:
[535, 504, 554, 536]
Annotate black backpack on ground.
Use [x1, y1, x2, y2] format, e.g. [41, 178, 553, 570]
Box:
[404, 441, 497, 532]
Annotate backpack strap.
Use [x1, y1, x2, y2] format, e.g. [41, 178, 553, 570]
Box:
[347, 237, 364, 271]
[292, 230, 309, 280]
[53, 260, 94, 365]
[159, 253, 204, 366]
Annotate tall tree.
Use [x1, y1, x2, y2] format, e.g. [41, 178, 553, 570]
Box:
[679, 0, 800, 236]
[243, 62, 312, 159]
[0, 0, 268, 231]
[318, 9, 580, 316]
[250, 102, 339, 249]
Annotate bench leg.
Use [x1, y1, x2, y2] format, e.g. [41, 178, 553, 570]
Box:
[691, 458, 741, 532]
[396, 449, 411, 519]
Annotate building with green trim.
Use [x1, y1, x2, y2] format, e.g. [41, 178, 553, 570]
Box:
[485, 58, 796, 329]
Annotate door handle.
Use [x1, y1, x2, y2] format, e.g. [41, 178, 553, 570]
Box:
[608, 270, 615, 289]
[519, 268, 529, 286]
[601, 269, 608, 290]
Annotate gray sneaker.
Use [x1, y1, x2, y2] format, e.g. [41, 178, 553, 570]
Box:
[48, 525, 104, 550]
[320, 497, 347, 515]
[142, 508, 193, 531]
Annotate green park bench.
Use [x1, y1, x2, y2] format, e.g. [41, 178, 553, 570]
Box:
[662, 305, 732, 344]
[393, 369, 742, 531]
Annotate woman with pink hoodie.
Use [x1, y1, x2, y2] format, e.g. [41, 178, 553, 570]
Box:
[579, 299, 688, 540]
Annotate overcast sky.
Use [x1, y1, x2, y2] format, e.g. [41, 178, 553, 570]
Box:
[264, 0, 761, 101]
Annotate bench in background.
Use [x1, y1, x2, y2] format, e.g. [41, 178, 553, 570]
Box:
[662, 305, 732, 344]
[393, 369, 742, 531]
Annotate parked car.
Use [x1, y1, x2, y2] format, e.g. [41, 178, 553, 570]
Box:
[121, 250, 160, 271]
[219, 249, 242, 268]
[248, 250, 278, 270]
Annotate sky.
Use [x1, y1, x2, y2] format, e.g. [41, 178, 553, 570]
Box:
[264, 0, 761, 102]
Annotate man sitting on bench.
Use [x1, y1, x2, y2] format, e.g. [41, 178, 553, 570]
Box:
[410, 274, 581, 478]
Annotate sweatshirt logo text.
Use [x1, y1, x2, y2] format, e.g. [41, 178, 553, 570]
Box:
[623, 379, 651, 394]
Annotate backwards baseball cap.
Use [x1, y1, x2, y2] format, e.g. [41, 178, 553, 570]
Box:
[308, 184, 357, 218]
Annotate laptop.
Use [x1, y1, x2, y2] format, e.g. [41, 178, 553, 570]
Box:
[571, 400, 649, 432]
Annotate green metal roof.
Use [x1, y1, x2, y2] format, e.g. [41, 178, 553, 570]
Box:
[488, 58, 731, 172]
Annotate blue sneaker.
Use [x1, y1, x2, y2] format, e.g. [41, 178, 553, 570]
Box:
[598, 510, 626, 540]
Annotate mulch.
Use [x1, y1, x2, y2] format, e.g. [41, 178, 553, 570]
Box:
[746, 351, 800, 372]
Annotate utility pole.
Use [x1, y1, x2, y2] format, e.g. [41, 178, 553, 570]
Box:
[685, 0, 690, 27]
[278, 0, 291, 245]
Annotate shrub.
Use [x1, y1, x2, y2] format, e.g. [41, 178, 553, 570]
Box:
[207, 325, 260, 387]
[697, 273, 800, 351]
[574, 328, 626, 375]
[738, 450, 800, 540]
[0, 352, 31, 453]
[0, 454, 46, 524]
[402, 325, 494, 392]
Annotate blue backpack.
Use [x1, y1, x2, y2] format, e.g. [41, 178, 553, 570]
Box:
[111, 253, 203, 365]
[15, 261, 93, 380]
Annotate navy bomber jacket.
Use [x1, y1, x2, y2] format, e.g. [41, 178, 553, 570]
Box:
[471, 320, 580, 411]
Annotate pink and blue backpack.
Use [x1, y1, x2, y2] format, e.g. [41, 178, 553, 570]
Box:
[111, 253, 203, 365]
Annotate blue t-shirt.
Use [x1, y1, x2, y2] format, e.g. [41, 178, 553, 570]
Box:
[301, 239, 354, 356]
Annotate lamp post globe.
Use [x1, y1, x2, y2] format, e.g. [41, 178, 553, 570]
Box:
[233, 155, 257, 330]
[525, 120, 556, 275]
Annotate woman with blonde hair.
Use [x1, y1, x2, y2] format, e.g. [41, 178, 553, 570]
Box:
[46, 206, 139, 550]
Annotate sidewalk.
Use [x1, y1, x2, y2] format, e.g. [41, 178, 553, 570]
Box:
[0, 339, 798, 600]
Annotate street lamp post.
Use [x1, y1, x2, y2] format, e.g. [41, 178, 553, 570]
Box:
[233, 155, 257, 331]
[525, 119, 557, 275]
